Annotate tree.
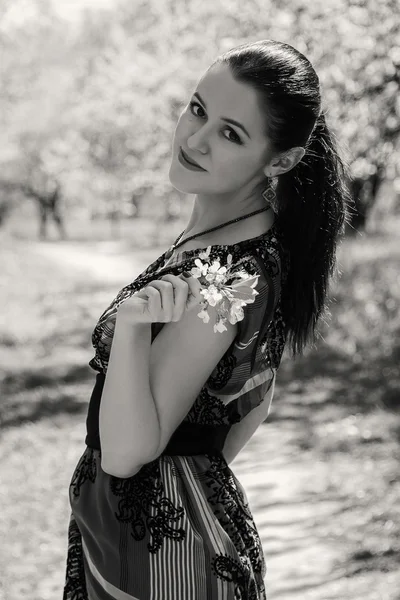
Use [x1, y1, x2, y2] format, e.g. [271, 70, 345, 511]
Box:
[0, 0, 398, 237]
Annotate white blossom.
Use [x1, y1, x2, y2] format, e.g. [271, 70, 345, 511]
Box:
[189, 251, 260, 333]
[197, 308, 211, 323]
[214, 319, 228, 333]
[198, 246, 212, 261]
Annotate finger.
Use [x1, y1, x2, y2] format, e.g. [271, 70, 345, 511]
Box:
[147, 280, 175, 322]
[155, 275, 189, 321]
[180, 272, 204, 310]
[127, 286, 162, 323]
[140, 285, 163, 320]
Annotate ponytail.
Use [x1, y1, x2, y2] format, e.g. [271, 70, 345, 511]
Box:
[275, 111, 353, 357]
[217, 39, 354, 357]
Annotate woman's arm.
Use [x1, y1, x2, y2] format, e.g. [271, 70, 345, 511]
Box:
[99, 305, 238, 478]
[99, 319, 159, 477]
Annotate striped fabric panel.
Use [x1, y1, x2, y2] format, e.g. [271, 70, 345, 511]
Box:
[81, 536, 141, 600]
[206, 366, 276, 405]
[178, 458, 231, 600]
[148, 458, 206, 600]
[234, 330, 260, 351]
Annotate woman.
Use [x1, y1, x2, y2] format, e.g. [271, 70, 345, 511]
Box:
[63, 40, 351, 599]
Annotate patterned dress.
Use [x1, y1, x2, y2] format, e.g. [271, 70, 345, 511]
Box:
[62, 222, 289, 600]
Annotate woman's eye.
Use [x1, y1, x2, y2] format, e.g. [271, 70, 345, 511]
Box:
[225, 129, 241, 144]
[189, 101, 206, 118]
[188, 101, 242, 145]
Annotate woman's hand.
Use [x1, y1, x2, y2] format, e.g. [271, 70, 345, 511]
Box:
[116, 272, 205, 326]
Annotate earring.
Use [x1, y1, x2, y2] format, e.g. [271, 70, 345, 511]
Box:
[262, 177, 279, 213]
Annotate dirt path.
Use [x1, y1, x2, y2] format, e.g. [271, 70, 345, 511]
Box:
[29, 239, 400, 600]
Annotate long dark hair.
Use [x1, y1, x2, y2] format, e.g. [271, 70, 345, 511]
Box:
[212, 40, 353, 358]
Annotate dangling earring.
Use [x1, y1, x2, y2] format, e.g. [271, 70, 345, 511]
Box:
[262, 176, 279, 213]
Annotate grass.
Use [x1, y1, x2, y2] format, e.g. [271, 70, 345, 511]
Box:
[1, 213, 400, 600]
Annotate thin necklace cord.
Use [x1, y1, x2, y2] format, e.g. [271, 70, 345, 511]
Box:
[173, 206, 272, 250]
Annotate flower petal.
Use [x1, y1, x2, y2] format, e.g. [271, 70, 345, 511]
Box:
[197, 309, 210, 323]
[214, 319, 227, 333]
[208, 260, 221, 273]
[199, 246, 212, 260]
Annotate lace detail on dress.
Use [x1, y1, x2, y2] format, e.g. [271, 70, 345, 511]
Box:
[69, 449, 187, 556]
[260, 308, 286, 369]
[184, 388, 231, 425]
[110, 459, 187, 554]
[70, 448, 97, 498]
[205, 455, 267, 598]
[207, 353, 237, 390]
[62, 516, 88, 600]
[212, 555, 261, 600]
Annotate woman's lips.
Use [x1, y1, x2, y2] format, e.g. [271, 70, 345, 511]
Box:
[178, 147, 206, 171]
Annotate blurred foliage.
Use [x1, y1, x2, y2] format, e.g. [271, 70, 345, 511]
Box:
[0, 0, 399, 232]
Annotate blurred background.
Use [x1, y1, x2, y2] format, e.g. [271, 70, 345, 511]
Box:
[0, 0, 399, 598]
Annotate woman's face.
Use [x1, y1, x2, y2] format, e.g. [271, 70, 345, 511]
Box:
[169, 63, 272, 196]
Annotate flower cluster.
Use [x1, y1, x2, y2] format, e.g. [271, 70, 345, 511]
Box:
[188, 246, 259, 333]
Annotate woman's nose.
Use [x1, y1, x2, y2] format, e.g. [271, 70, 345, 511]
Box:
[187, 126, 209, 154]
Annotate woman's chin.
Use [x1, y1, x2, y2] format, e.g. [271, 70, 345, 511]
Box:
[168, 165, 200, 194]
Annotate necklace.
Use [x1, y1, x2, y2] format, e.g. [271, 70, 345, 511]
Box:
[172, 205, 272, 251]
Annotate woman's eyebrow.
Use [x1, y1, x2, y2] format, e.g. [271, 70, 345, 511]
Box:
[193, 92, 251, 139]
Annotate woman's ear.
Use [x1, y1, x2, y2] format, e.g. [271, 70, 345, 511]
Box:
[263, 147, 305, 177]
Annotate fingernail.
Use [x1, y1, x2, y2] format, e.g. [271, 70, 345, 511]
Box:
[182, 271, 191, 277]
